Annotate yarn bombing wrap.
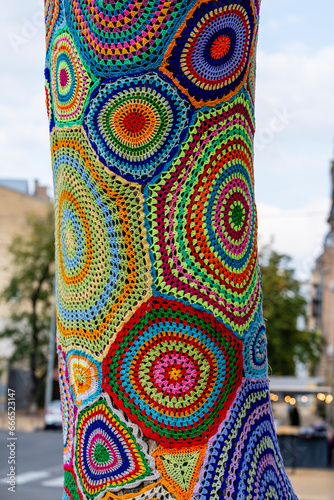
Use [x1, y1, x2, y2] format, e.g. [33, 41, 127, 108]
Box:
[84, 72, 193, 183]
[45, 0, 298, 498]
[102, 297, 243, 447]
[193, 379, 297, 500]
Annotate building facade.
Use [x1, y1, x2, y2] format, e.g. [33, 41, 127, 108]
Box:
[309, 159, 334, 420]
[0, 180, 51, 409]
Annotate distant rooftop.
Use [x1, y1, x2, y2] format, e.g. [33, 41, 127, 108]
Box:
[0, 179, 29, 195]
[0, 179, 51, 202]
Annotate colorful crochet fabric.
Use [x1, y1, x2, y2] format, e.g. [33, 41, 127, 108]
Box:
[63, 0, 197, 77]
[45, 67, 55, 132]
[102, 297, 243, 447]
[52, 126, 152, 360]
[74, 395, 160, 498]
[84, 72, 193, 183]
[45, 0, 65, 60]
[145, 90, 260, 337]
[193, 379, 297, 500]
[100, 482, 176, 500]
[153, 445, 207, 500]
[160, 0, 257, 108]
[63, 466, 84, 500]
[59, 348, 76, 465]
[67, 349, 102, 406]
[45, 1, 297, 498]
[50, 30, 98, 125]
[243, 309, 268, 378]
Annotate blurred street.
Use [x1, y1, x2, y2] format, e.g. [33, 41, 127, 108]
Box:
[0, 429, 63, 500]
[288, 468, 334, 500]
[1, 425, 334, 500]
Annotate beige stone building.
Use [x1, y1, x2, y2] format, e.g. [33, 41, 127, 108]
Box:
[309, 159, 334, 420]
[0, 180, 52, 409]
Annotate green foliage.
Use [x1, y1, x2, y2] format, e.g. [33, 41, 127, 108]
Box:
[260, 247, 323, 376]
[0, 208, 55, 406]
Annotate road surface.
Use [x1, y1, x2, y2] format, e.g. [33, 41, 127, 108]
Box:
[0, 429, 63, 500]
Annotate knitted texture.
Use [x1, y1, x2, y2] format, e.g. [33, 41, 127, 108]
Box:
[160, 0, 257, 108]
[63, 466, 84, 500]
[153, 445, 207, 499]
[45, 67, 55, 132]
[193, 379, 297, 500]
[145, 90, 260, 337]
[50, 30, 98, 125]
[45, 1, 297, 498]
[100, 482, 176, 499]
[45, 0, 65, 61]
[75, 395, 160, 498]
[243, 309, 268, 378]
[67, 350, 102, 406]
[63, 0, 197, 77]
[52, 127, 152, 360]
[102, 297, 243, 447]
[84, 72, 193, 183]
[59, 348, 76, 465]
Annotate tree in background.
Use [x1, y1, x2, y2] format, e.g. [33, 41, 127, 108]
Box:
[260, 247, 322, 376]
[0, 209, 55, 410]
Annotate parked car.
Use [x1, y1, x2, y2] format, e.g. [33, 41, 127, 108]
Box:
[44, 400, 62, 429]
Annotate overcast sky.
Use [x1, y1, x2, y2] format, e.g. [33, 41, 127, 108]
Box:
[1, 0, 333, 279]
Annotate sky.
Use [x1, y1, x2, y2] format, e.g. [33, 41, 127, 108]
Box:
[0, 0, 333, 280]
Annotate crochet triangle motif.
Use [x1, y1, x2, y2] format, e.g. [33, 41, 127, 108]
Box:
[153, 445, 207, 500]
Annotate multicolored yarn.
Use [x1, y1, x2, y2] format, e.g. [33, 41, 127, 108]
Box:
[50, 30, 97, 125]
[63, 466, 84, 500]
[100, 482, 176, 500]
[46, 1, 296, 498]
[153, 445, 207, 500]
[45, 68, 55, 132]
[45, 0, 64, 59]
[146, 90, 260, 336]
[243, 310, 268, 378]
[67, 350, 102, 406]
[59, 348, 76, 465]
[74, 395, 160, 498]
[246, 49, 256, 107]
[193, 379, 297, 500]
[64, 0, 197, 77]
[52, 127, 152, 360]
[84, 72, 193, 183]
[160, 0, 256, 108]
[102, 297, 243, 448]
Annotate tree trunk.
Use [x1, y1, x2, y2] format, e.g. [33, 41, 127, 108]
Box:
[45, 1, 297, 498]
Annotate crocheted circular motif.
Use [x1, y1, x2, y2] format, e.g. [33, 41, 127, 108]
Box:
[51, 31, 96, 125]
[59, 349, 76, 464]
[146, 91, 260, 336]
[193, 379, 297, 500]
[45, 0, 64, 56]
[102, 297, 243, 448]
[64, 0, 196, 77]
[64, 467, 84, 500]
[67, 350, 102, 406]
[160, 0, 256, 108]
[243, 311, 268, 378]
[52, 127, 152, 360]
[84, 73, 192, 183]
[75, 397, 158, 498]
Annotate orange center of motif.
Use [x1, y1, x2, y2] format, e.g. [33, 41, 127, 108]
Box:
[168, 366, 183, 381]
[210, 34, 231, 59]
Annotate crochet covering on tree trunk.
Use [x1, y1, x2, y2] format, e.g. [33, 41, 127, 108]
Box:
[44, 0, 298, 498]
